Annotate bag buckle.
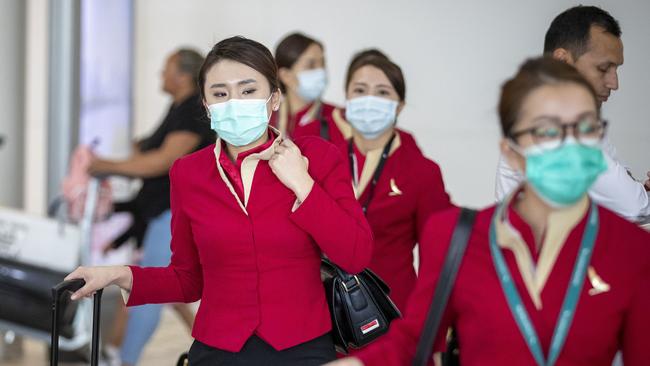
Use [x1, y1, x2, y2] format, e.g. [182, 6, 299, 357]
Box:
[342, 275, 361, 292]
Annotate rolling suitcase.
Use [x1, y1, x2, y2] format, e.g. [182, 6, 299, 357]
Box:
[0, 257, 79, 338]
[50, 279, 103, 366]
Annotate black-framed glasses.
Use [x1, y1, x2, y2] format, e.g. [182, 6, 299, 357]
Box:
[508, 115, 608, 150]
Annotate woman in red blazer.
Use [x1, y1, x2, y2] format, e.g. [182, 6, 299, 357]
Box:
[270, 32, 341, 144]
[329, 58, 650, 366]
[66, 36, 373, 365]
[337, 50, 452, 314]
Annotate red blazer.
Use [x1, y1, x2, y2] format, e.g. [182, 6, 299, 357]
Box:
[126, 133, 373, 352]
[292, 103, 346, 146]
[356, 204, 650, 366]
[270, 102, 349, 146]
[337, 129, 452, 312]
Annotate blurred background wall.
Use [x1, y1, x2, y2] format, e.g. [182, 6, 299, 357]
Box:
[7, 0, 650, 212]
[131, 0, 650, 207]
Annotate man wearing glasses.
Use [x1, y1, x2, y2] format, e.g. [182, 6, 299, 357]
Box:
[496, 5, 650, 219]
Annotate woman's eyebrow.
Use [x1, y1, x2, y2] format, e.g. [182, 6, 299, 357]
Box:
[210, 79, 257, 88]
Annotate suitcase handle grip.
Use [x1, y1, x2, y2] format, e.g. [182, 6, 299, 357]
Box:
[51, 279, 103, 366]
[52, 279, 86, 298]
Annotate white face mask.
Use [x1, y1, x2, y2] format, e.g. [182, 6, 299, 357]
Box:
[296, 68, 327, 102]
[345, 96, 398, 139]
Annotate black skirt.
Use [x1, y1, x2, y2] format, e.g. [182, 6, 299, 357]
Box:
[188, 333, 336, 366]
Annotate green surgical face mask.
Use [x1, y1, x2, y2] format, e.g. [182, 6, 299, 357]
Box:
[208, 95, 272, 147]
[522, 140, 607, 207]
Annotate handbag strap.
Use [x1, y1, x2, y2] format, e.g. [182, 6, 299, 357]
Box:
[317, 103, 330, 141]
[412, 208, 477, 366]
[323, 257, 364, 294]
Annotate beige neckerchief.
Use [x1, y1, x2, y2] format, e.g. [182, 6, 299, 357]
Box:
[331, 108, 353, 140]
[352, 133, 402, 199]
[213, 126, 282, 215]
[277, 100, 322, 135]
[494, 190, 589, 309]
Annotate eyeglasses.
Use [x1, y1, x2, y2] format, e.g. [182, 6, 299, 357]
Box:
[508, 115, 608, 150]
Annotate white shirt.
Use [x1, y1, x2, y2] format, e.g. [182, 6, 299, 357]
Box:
[495, 138, 650, 220]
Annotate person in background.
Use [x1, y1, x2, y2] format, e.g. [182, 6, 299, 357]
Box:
[495, 5, 650, 219]
[67, 36, 373, 366]
[272, 32, 344, 144]
[329, 56, 650, 366]
[337, 50, 452, 313]
[88, 48, 215, 366]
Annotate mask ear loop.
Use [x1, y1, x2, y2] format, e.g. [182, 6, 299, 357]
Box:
[203, 100, 212, 119]
[390, 101, 399, 127]
[504, 139, 528, 181]
[266, 90, 281, 121]
[506, 139, 526, 156]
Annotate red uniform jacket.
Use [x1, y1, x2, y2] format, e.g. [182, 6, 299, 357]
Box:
[338, 129, 452, 312]
[271, 101, 348, 146]
[126, 130, 374, 352]
[356, 201, 650, 366]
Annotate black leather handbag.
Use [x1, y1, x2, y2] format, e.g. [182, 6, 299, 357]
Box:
[321, 258, 401, 354]
[0, 257, 79, 338]
[320, 133, 402, 354]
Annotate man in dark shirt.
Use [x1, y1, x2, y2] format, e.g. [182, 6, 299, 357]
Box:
[89, 48, 215, 366]
[90, 49, 214, 220]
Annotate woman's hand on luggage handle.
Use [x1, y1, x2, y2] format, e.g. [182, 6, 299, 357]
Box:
[65, 265, 133, 300]
[322, 357, 364, 366]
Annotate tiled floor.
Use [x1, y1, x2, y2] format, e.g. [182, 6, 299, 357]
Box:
[3, 306, 193, 366]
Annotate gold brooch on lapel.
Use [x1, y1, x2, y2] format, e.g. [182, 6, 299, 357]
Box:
[389, 178, 403, 196]
[587, 266, 610, 296]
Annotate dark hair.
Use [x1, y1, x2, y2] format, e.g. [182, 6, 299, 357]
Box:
[544, 5, 621, 59]
[349, 49, 389, 66]
[499, 57, 598, 136]
[198, 36, 279, 101]
[345, 49, 406, 101]
[175, 48, 204, 88]
[274, 32, 323, 92]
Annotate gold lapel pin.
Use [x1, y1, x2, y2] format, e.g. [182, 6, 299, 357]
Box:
[588, 266, 610, 296]
[389, 178, 403, 196]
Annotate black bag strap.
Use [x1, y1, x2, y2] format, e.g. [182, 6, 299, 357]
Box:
[412, 208, 477, 366]
[317, 103, 330, 141]
[322, 257, 362, 293]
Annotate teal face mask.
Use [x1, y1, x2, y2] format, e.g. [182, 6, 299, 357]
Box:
[523, 140, 607, 207]
[208, 95, 272, 147]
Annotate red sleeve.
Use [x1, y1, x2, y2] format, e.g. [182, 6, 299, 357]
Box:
[126, 160, 203, 306]
[355, 208, 461, 365]
[290, 141, 373, 274]
[622, 230, 650, 366]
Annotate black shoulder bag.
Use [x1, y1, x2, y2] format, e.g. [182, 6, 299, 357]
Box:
[321, 133, 401, 354]
[412, 208, 477, 366]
